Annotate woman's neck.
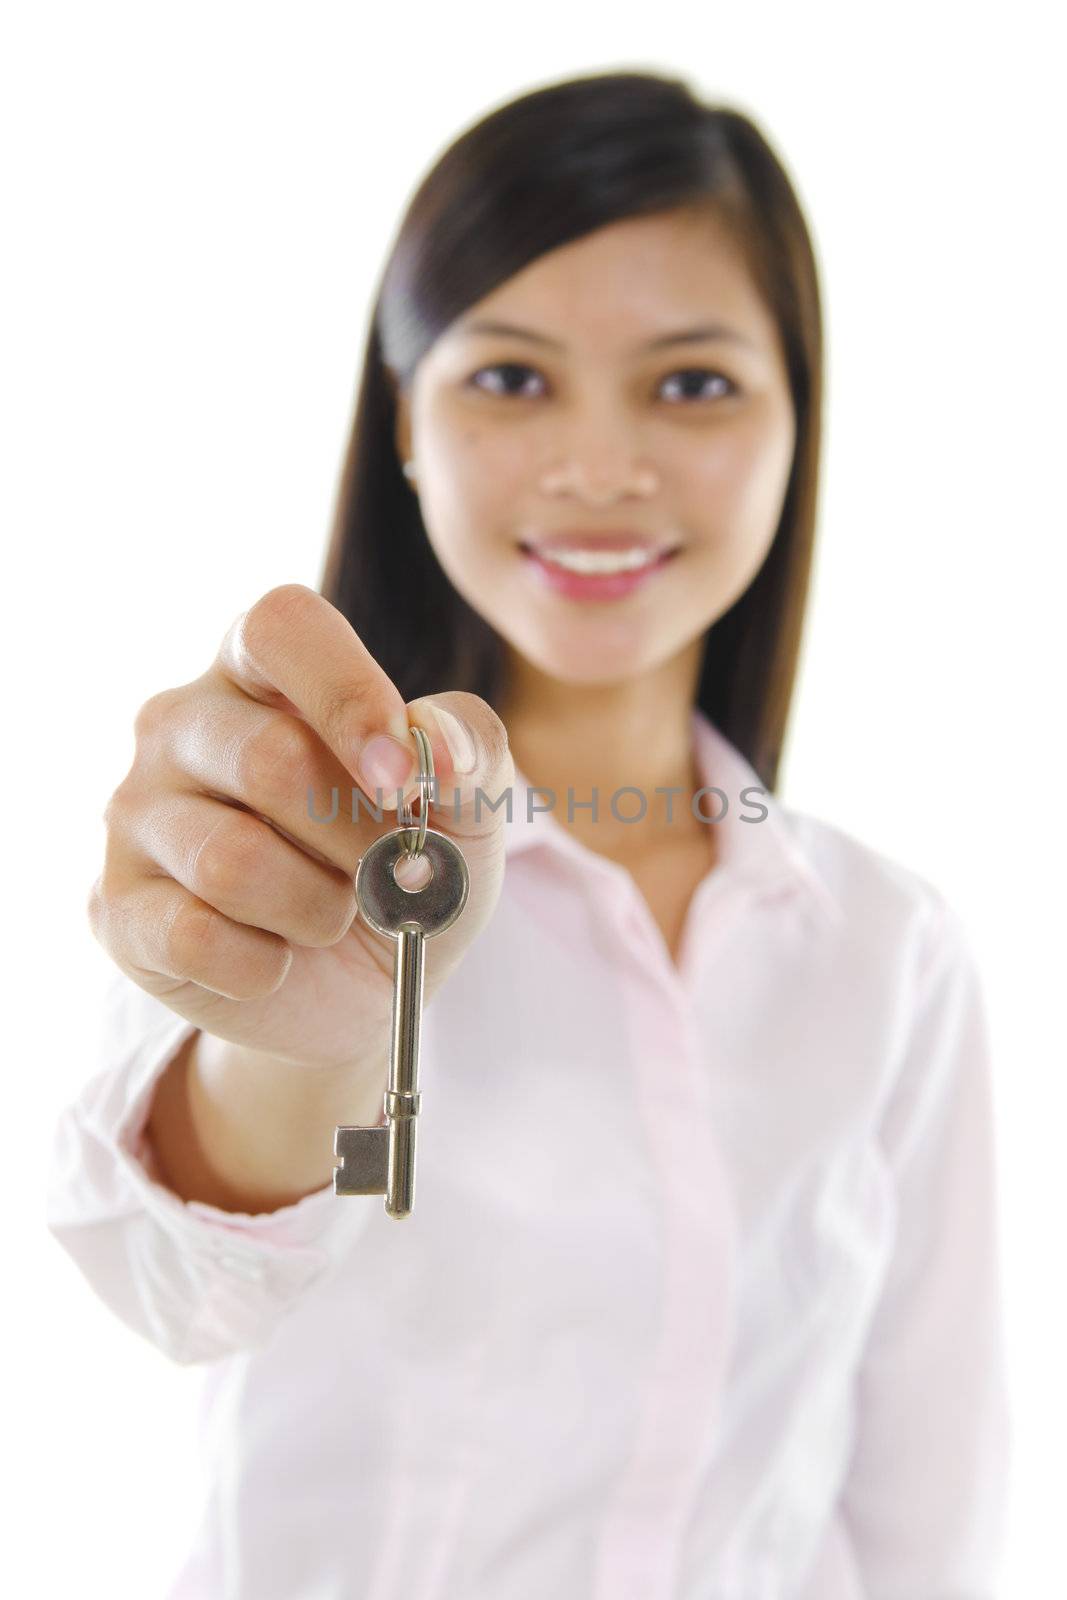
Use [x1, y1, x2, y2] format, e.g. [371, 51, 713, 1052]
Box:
[496, 641, 707, 859]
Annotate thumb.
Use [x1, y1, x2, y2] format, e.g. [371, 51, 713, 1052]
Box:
[404, 691, 515, 846]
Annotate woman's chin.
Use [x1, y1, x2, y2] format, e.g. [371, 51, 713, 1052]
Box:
[509, 633, 670, 686]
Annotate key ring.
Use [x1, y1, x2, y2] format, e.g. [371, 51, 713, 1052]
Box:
[397, 725, 434, 859]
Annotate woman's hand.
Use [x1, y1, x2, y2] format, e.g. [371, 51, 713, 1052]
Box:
[88, 583, 514, 1079]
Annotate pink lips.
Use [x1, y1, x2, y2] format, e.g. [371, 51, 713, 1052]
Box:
[517, 534, 681, 602]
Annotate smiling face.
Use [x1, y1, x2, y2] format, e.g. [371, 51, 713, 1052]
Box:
[393, 203, 796, 690]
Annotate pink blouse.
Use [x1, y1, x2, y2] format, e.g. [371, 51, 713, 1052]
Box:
[46, 708, 1010, 1598]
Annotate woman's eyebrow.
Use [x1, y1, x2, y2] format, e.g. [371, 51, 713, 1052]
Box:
[457, 318, 759, 353]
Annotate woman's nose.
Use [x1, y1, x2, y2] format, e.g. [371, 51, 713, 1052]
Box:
[539, 455, 659, 504]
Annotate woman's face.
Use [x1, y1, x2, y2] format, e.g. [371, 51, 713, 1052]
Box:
[393, 204, 796, 689]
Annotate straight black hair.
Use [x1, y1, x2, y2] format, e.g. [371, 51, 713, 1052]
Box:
[319, 69, 823, 792]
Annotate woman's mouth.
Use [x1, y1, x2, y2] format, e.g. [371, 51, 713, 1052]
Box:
[517, 540, 681, 601]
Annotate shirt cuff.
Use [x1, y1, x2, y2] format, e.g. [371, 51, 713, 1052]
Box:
[94, 981, 379, 1276]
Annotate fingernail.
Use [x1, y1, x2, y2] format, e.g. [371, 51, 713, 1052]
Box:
[430, 707, 477, 773]
[357, 734, 414, 795]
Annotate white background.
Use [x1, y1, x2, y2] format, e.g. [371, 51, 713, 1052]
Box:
[4, 3, 1063, 1594]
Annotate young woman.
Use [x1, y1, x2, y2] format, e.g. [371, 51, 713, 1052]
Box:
[47, 70, 1009, 1599]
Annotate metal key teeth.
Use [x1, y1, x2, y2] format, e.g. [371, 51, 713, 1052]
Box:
[333, 1125, 388, 1197]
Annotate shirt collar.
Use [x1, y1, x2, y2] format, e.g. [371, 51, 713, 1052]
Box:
[501, 705, 842, 926]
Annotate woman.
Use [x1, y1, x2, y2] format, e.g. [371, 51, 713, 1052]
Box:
[47, 70, 1009, 1598]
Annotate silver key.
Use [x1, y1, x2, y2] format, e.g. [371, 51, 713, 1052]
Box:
[334, 756, 469, 1217]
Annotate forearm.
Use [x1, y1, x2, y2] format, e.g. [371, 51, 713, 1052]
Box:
[144, 1028, 388, 1213]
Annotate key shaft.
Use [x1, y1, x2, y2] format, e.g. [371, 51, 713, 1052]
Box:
[384, 922, 424, 1218]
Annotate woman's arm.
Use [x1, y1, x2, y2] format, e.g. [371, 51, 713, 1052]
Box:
[832, 897, 1011, 1595]
[45, 973, 377, 1365]
[144, 1023, 387, 1213]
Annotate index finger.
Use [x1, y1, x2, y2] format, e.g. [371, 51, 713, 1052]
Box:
[214, 583, 415, 803]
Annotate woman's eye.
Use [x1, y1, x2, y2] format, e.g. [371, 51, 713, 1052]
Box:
[659, 368, 738, 403]
[467, 363, 738, 403]
[468, 363, 545, 398]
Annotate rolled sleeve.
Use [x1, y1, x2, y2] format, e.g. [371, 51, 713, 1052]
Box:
[836, 895, 1012, 1596]
[45, 972, 375, 1365]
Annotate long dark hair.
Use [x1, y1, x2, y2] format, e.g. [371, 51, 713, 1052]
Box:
[319, 69, 823, 792]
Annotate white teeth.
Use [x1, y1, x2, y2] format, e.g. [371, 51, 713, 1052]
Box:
[534, 545, 660, 574]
